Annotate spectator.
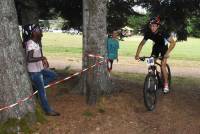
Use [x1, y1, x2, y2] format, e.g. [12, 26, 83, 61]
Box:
[107, 31, 120, 73]
[24, 24, 60, 116]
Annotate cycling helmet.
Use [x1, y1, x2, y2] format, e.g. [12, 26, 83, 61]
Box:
[149, 16, 161, 25]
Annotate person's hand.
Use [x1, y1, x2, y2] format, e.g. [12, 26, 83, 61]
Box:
[42, 57, 49, 68]
[135, 55, 140, 61]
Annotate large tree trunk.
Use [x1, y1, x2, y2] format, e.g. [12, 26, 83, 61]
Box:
[0, 0, 35, 123]
[82, 0, 89, 95]
[83, 0, 110, 105]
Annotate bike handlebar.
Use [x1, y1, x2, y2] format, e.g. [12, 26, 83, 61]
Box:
[139, 57, 150, 61]
[139, 56, 163, 61]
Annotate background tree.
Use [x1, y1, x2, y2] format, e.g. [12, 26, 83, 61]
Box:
[127, 14, 148, 34]
[187, 17, 200, 38]
[15, 0, 200, 39]
[135, 0, 200, 40]
[0, 0, 35, 125]
[107, 0, 134, 33]
[82, 0, 89, 95]
[15, 0, 136, 32]
[39, 20, 50, 30]
[15, 0, 40, 24]
[48, 0, 83, 30]
[49, 0, 135, 31]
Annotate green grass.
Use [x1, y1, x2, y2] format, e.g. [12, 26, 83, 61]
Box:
[42, 33, 82, 58]
[42, 33, 200, 61]
[171, 39, 200, 61]
[43, 46, 82, 56]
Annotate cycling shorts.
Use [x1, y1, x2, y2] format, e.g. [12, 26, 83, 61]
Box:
[151, 44, 168, 58]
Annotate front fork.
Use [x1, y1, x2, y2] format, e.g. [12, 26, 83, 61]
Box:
[149, 65, 165, 91]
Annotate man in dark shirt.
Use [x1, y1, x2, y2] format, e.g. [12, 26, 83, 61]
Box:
[135, 16, 176, 93]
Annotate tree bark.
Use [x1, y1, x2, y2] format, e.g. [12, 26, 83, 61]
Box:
[82, 0, 89, 95]
[0, 0, 35, 122]
[83, 0, 110, 105]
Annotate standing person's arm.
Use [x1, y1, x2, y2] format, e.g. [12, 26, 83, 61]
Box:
[135, 39, 146, 60]
[40, 48, 49, 68]
[42, 57, 49, 69]
[39, 41, 49, 68]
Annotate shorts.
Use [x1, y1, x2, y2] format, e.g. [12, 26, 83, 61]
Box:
[151, 45, 168, 58]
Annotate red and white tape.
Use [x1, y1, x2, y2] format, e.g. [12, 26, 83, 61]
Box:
[44, 60, 105, 89]
[86, 53, 104, 59]
[0, 54, 105, 112]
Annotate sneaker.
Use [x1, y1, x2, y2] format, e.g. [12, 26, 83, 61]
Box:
[163, 85, 169, 94]
[46, 111, 60, 116]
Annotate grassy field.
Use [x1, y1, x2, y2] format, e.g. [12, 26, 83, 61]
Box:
[42, 32, 200, 61]
[42, 33, 82, 57]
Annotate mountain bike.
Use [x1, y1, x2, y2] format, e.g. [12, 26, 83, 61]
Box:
[139, 56, 171, 111]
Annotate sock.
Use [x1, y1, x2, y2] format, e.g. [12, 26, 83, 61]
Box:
[164, 83, 168, 88]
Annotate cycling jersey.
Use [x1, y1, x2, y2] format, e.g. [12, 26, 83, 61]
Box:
[143, 31, 170, 57]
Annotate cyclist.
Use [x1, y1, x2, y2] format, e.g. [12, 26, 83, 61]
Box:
[135, 16, 176, 93]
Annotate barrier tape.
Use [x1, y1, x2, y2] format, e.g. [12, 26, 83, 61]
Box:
[0, 54, 105, 112]
[86, 53, 104, 59]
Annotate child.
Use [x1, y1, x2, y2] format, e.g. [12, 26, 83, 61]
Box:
[107, 31, 119, 72]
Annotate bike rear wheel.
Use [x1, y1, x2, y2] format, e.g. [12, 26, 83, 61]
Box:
[143, 74, 157, 111]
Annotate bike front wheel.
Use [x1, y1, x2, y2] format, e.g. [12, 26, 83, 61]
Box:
[143, 74, 157, 111]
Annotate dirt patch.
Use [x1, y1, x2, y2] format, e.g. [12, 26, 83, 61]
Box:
[33, 74, 200, 134]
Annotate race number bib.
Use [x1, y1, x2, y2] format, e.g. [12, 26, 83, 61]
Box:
[146, 57, 154, 66]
